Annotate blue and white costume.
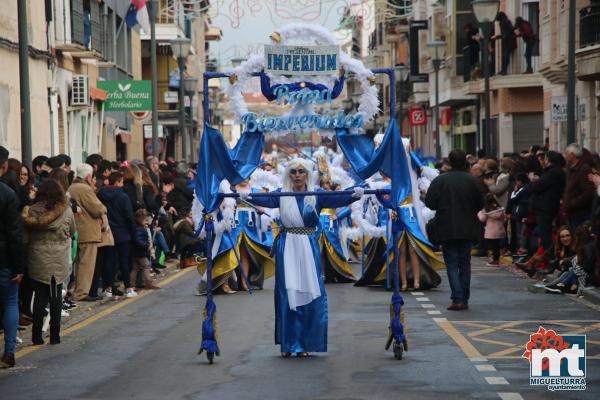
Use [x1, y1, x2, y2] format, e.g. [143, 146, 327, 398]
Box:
[248, 158, 360, 353]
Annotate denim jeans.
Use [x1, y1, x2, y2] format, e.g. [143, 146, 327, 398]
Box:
[154, 231, 170, 256]
[115, 241, 132, 288]
[536, 214, 554, 252]
[441, 240, 472, 305]
[0, 268, 19, 354]
[97, 245, 116, 291]
[524, 42, 534, 70]
[501, 47, 512, 74]
[569, 213, 591, 232]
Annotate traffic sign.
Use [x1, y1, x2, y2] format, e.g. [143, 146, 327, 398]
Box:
[144, 138, 164, 155]
[409, 107, 427, 126]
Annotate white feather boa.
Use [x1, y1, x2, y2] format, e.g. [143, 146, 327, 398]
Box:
[349, 179, 389, 239]
[225, 23, 379, 126]
[191, 180, 235, 239]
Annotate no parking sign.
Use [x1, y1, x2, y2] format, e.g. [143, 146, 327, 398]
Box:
[409, 107, 427, 126]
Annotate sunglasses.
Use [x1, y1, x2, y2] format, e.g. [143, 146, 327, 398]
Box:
[289, 168, 307, 176]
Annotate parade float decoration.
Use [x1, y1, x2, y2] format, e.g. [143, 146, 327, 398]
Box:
[194, 22, 414, 364]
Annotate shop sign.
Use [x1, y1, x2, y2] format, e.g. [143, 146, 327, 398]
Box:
[97, 80, 152, 111]
[409, 107, 427, 126]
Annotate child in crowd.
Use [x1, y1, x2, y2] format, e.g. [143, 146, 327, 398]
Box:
[131, 209, 160, 290]
[506, 172, 531, 256]
[478, 193, 507, 267]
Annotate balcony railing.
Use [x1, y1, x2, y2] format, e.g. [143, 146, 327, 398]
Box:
[500, 39, 540, 75]
[580, 4, 600, 48]
[462, 39, 539, 83]
[70, 0, 103, 55]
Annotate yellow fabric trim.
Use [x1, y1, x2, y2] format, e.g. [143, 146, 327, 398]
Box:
[197, 231, 275, 280]
[320, 208, 336, 215]
[400, 195, 413, 206]
[240, 232, 276, 279]
[322, 234, 356, 279]
[373, 232, 445, 282]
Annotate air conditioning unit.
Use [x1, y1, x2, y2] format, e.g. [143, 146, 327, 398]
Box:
[71, 75, 89, 106]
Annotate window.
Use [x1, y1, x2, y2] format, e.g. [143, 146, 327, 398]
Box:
[522, 1, 540, 56]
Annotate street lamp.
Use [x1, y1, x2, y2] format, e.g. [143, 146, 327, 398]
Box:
[472, 0, 500, 157]
[394, 63, 409, 134]
[170, 37, 192, 161]
[427, 40, 445, 160]
[184, 77, 198, 163]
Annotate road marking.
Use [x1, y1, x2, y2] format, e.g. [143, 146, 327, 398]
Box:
[475, 364, 497, 372]
[411, 292, 424, 296]
[485, 377, 509, 385]
[420, 303, 435, 308]
[427, 310, 442, 315]
[15, 267, 195, 360]
[415, 297, 430, 302]
[433, 318, 484, 358]
[469, 357, 488, 362]
[497, 393, 524, 400]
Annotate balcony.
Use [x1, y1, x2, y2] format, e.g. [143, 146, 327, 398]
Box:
[54, 0, 104, 59]
[463, 40, 542, 95]
[576, 2, 600, 81]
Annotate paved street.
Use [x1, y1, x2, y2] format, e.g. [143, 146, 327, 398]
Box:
[1, 259, 599, 400]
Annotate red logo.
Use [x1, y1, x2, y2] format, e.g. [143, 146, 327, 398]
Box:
[409, 107, 426, 126]
[523, 326, 570, 371]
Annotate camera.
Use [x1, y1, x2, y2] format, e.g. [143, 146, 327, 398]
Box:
[70, 198, 79, 213]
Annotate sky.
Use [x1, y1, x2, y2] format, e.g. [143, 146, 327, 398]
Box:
[209, 0, 353, 67]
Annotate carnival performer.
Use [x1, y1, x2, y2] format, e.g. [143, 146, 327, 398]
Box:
[353, 177, 391, 287]
[355, 137, 444, 290]
[229, 178, 275, 290]
[318, 179, 356, 283]
[315, 153, 356, 283]
[242, 158, 363, 357]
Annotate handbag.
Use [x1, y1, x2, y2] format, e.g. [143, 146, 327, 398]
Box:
[426, 217, 440, 246]
[180, 256, 200, 269]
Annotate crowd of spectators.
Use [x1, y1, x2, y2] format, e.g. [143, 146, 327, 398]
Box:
[460, 143, 600, 296]
[0, 146, 200, 368]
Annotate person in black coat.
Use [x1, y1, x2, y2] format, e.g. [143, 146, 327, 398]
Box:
[506, 172, 531, 254]
[97, 172, 137, 297]
[168, 163, 194, 217]
[0, 146, 24, 369]
[493, 12, 517, 75]
[528, 151, 566, 252]
[425, 149, 484, 311]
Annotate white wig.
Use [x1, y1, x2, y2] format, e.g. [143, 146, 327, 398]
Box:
[282, 157, 316, 209]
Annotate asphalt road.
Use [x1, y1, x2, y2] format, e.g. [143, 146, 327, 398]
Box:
[1, 259, 599, 400]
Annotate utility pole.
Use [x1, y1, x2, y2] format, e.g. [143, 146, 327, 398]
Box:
[18, 0, 32, 165]
[566, 0, 577, 145]
[149, 0, 160, 158]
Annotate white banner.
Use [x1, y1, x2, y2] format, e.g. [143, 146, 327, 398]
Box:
[264, 45, 339, 76]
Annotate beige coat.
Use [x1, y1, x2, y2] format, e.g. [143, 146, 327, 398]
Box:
[68, 178, 106, 243]
[22, 201, 76, 285]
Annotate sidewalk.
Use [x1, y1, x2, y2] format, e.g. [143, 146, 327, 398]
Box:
[10, 259, 186, 351]
[494, 254, 600, 308]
